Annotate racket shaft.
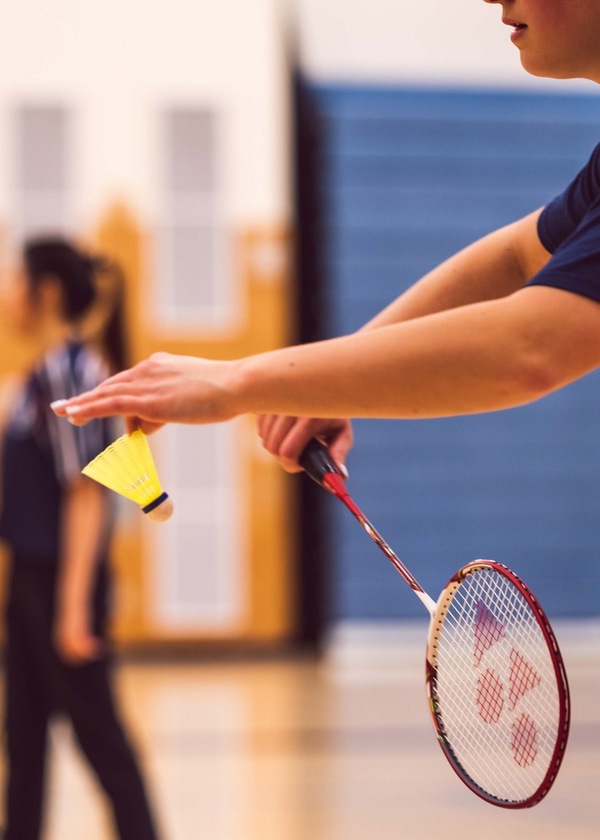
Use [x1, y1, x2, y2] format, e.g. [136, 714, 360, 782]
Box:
[323, 472, 437, 615]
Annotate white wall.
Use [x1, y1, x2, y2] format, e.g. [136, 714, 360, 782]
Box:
[0, 0, 290, 232]
[295, 0, 598, 91]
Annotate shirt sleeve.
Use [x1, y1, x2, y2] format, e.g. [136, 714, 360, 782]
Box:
[41, 345, 112, 486]
[527, 142, 600, 304]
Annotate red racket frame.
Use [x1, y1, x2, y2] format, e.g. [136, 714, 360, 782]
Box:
[426, 560, 570, 809]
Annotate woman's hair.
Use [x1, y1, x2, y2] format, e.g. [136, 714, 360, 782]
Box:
[24, 237, 98, 321]
[99, 260, 129, 374]
[23, 236, 129, 372]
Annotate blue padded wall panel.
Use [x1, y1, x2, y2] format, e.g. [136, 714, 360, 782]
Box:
[312, 85, 600, 620]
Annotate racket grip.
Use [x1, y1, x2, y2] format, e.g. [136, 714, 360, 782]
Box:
[300, 438, 344, 487]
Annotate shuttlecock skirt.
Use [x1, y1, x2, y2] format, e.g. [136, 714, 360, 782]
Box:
[82, 430, 173, 522]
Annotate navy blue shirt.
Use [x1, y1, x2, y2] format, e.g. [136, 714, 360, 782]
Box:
[528, 142, 600, 302]
[0, 342, 112, 562]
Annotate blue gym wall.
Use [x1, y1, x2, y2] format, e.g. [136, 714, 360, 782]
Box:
[311, 85, 600, 620]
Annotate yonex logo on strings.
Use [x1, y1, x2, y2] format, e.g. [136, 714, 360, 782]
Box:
[474, 601, 542, 767]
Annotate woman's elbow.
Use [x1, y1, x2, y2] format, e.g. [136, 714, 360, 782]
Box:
[513, 344, 573, 403]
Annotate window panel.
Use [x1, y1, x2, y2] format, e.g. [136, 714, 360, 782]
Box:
[16, 106, 71, 238]
[157, 107, 231, 328]
[150, 423, 243, 630]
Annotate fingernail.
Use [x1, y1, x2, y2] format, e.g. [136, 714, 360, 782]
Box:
[340, 464, 349, 480]
[50, 399, 68, 411]
[65, 405, 81, 416]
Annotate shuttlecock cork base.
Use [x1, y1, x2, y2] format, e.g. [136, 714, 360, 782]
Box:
[82, 430, 174, 522]
[142, 492, 174, 522]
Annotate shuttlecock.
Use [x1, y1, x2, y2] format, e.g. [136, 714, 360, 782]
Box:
[82, 430, 174, 522]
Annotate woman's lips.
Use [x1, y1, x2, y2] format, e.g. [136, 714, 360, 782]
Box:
[510, 23, 528, 43]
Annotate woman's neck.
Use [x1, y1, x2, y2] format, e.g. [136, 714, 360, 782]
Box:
[37, 318, 77, 352]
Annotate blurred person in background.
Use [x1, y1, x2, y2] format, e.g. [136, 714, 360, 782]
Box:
[0, 238, 160, 840]
[53, 2, 600, 477]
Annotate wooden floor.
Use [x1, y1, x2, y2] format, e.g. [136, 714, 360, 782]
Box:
[3, 622, 599, 840]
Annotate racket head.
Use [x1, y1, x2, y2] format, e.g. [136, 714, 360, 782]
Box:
[426, 560, 570, 809]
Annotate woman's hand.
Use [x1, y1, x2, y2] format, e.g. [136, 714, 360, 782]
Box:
[51, 352, 242, 433]
[54, 604, 102, 665]
[257, 415, 353, 475]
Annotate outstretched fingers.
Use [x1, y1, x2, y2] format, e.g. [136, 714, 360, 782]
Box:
[50, 352, 239, 430]
[61, 394, 154, 426]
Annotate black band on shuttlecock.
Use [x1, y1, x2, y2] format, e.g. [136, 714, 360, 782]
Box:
[143, 492, 169, 515]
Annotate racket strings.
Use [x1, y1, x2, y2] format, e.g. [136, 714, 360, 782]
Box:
[442, 577, 557, 733]
[433, 568, 561, 803]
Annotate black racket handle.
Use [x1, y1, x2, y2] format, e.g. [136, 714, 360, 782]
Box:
[300, 438, 344, 487]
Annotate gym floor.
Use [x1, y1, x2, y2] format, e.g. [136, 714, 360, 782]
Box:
[5, 622, 599, 840]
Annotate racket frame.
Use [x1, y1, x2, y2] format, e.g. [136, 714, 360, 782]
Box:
[426, 559, 571, 809]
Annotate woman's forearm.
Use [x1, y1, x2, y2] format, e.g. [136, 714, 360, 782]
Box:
[235, 286, 600, 420]
[361, 209, 550, 331]
[58, 478, 106, 612]
[236, 302, 540, 419]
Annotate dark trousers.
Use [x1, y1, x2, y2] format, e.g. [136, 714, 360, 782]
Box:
[3, 555, 160, 840]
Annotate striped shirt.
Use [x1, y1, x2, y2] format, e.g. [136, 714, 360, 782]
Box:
[0, 342, 113, 561]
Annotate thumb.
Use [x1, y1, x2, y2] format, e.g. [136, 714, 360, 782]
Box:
[125, 416, 142, 434]
[328, 433, 353, 479]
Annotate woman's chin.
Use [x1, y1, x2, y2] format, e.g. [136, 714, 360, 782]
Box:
[520, 53, 589, 81]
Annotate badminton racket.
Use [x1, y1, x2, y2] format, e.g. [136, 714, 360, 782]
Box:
[300, 438, 570, 809]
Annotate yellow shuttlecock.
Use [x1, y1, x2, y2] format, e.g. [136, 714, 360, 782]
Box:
[82, 430, 174, 522]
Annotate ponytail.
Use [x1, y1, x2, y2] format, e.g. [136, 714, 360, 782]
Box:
[23, 236, 129, 374]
